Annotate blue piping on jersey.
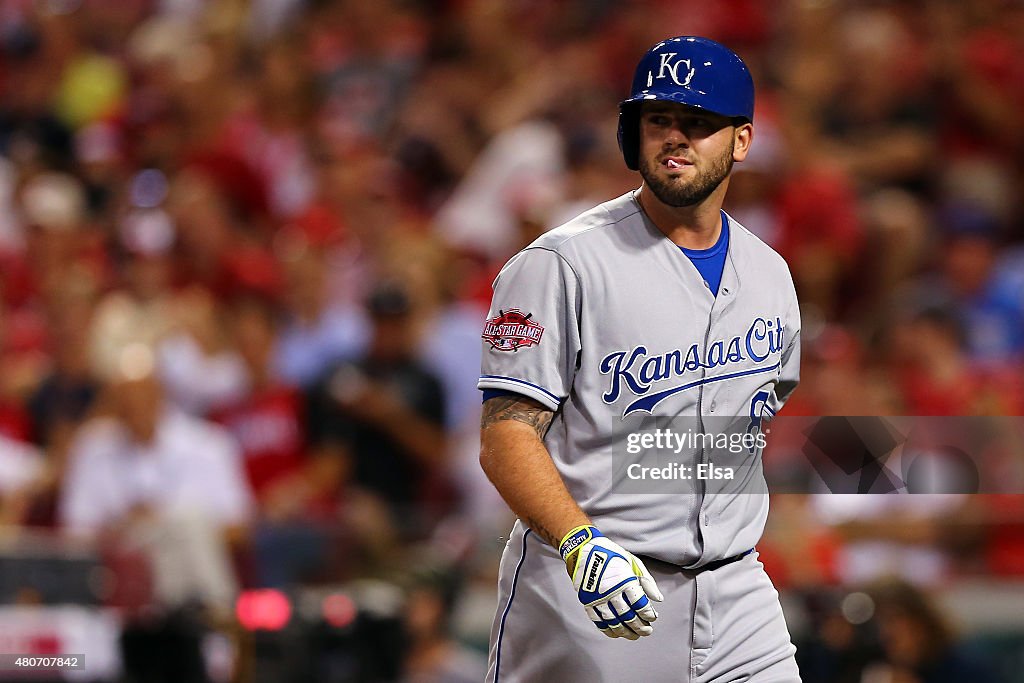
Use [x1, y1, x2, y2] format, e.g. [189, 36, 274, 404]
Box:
[624, 362, 781, 416]
[494, 529, 531, 682]
[479, 375, 562, 405]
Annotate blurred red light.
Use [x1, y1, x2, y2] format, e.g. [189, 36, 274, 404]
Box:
[236, 589, 292, 631]
[322, 592, 357, 628]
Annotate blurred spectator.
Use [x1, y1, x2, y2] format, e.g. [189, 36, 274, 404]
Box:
[781, 325, 900, 417]
[60, 361, 253, 611]
[212, 296, 347, 587]
[88, 210, 177, 382]
[902, 203, 1024, 365]
[0, 434, 44, 526]
[929, 1, 1024, 163]
[93, 206, 250, 415]
[0, 32, 75, 173]
[861, 579, 1004, 683]
[17, 281, 99, 527]
[27, 282, 98, 451]
[856, 190, 931, 319]
[0, 301, 35, 443]
[400, 565, 486, 683]
[813, 7, 936, 192]
[2, 173, 102, 449]
[375, 235, 505, 529]
[0, 155, 20, 250]
[798, 579, 1007, 683]
[307, 282, 451, 539]
[774, 168, 864, 322]
[224, 36, 316, 220]
[163, 167, 276, 295]
[19, 170, 106, 300]
[882, 306, 1017, 415]
[435, 119, 566, 261]
[312, 0, 427, 145]
[214, 297, 332, 512]
[52, 24, 127, 131]
[273, 240, 368, 389]
[158, 285, 248, 415]
[75, 121, 125, 227]
[795, 589, 878, 683]
[812, 493, 968, 587]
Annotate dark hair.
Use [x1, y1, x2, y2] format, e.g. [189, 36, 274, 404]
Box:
[868, 578, 955, 659]
[408, 565, 461, 612]
[365, 282, 412, 318]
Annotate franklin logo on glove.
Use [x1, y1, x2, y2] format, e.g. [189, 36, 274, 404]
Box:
[559, 525, 664, 640]
[584, 553, 605, 592]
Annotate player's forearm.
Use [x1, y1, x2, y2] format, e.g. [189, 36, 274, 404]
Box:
[480, 397, 589, 548]
[481, 422, 590, 548]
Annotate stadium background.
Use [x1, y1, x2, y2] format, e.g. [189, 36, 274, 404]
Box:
[0, 0, 1022, 681]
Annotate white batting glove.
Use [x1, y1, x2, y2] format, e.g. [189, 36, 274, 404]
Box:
[559, 525, 664, 639]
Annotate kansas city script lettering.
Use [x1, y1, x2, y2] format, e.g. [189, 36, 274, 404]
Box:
[600, 317, 785, 403]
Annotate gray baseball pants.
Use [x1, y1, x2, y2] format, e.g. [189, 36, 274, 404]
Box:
[485, 525, 801, 682]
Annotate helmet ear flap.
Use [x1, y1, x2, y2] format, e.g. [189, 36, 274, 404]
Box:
[617, 103, 641, 171]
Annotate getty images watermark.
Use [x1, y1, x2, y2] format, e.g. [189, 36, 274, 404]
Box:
[612, 417, 765, 494]
[612, 415, 1024, 495]
[624, 426, 765, 481]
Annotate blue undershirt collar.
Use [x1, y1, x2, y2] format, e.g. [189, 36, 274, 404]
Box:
[679, 211, 729, 296]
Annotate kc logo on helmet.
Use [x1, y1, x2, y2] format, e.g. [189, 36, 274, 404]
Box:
[647, 53, 695, 88]
[482, 309, 544, 352]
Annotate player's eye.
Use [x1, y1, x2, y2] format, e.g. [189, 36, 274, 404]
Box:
[646, 114, 671, 126]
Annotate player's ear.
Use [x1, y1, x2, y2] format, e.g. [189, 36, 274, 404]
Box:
[732, 123, 753, 162]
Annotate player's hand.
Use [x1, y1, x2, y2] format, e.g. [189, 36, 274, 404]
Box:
[559, 525, 664, 639]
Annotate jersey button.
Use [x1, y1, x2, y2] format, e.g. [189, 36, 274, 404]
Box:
[709, 400, 717, 412]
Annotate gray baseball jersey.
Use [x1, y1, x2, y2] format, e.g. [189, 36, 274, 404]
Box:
[479, 190, 801, 567]
[480, 190, 803, 683]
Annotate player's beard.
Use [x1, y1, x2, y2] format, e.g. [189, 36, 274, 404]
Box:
[640, 138, 735, 208]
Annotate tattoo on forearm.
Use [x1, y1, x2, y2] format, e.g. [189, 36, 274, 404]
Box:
[481, 397, 563, 549]
[526, 517, 561, 549]
[481, 396, 555, 440]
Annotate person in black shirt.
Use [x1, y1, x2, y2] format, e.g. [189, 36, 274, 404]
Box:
[307, 282, 451, 539]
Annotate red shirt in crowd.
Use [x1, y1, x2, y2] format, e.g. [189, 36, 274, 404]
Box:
[212, 385, 306, 499]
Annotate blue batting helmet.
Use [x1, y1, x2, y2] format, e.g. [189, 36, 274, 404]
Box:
[618, 36, 755, 170]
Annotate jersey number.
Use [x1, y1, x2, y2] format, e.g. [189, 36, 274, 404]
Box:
[747, 390, 774, 453]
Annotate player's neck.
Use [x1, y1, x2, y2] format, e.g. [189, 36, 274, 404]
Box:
[636, 183, 728, 250]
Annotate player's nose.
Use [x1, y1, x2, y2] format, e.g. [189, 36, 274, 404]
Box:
[662, 122, 690, 148]
[662, 133, 689, 151]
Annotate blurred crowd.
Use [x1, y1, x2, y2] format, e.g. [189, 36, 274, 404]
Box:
[0, 0, 1023, 681]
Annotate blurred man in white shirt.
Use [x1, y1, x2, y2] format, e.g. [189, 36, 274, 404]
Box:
[60, 349, 253, 611]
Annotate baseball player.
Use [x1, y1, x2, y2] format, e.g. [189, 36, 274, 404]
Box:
[478, 37, 802, 682]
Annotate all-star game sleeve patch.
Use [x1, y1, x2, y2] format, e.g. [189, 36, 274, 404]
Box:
[482, 309, 545, 351]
